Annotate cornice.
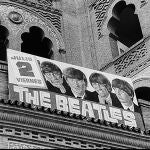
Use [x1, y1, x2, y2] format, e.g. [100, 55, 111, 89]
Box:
[0, 100, 150, 148]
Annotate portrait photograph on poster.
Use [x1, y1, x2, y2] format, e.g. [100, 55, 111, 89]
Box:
[7, 49, 144, 129]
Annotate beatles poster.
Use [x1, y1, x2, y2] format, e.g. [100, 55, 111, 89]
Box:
[7, 49, 144, 129]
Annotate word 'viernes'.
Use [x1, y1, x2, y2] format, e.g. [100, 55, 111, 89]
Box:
[16, 78, 42, 84]
[12, 85, 137, 127]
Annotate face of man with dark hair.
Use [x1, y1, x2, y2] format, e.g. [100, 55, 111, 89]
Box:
[91, 82, 109, 98]
[45, 71, 63, 88]
[66, 77, 86, 97]
[113, 87, 133, 107]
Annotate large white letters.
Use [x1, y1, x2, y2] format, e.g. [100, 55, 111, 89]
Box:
[109, 107, 122, 121]
[68, 98, 80, 115]
[14, 85, 28, 102]
[40, 91, 51, 108]
[56, 95, 68, 112]
[93, 103, 105, 120]
[123, 111, 137, 127]
[25, 90, 39, 105]
[82, 101, 94, 118]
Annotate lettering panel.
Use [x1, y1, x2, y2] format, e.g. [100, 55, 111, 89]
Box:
[7, 50, 46, 88]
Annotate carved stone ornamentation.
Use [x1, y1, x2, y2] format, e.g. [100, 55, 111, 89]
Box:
[0, 4, 63, 49]
[8, 141, 47, 149]
[8, 11, 23, 24]
[123, 58, 150, 77]
[9, 0, 62, 33]
[140, 0, 148, 8]
[0, 108, 149, 149]
[9, 0, 53, 12]
[114, 42, 147, 74]
[90, 0, 112, 39]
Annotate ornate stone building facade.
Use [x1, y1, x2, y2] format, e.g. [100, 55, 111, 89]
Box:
[0, 0, 150, 149]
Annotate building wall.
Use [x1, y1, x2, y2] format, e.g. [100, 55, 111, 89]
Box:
[60, 0, 83, 66]
[0, 0, 149, 71]
[0, 0, 150, 148]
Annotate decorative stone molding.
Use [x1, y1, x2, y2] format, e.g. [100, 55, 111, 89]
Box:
[123, 58, 150, 77]
[9, 0, 54, 12]
[90, 0, 110, 39]
[6, 0, 62, 33]
[8, 11, 23, 24]
[8, 141, 47, 149]
[30, 7, 62, 33]
[0, 103, 149, 149]
[89, 0, 115, 40]
[114, 42, 147, 74]
[2, 126, 104, 149]
[140, 0, 148, 8]
[100, 40, 148, 74]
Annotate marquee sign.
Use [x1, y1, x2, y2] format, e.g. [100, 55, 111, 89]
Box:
[7, 49, 144, 129]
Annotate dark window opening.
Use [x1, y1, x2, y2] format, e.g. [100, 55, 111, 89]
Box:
[135, 87, 150, 101]
[0, 25, 9, 61]
[107, 1, 143, 57]
[21, 26, 53, 59]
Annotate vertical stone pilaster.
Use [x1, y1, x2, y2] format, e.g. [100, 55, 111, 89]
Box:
[0, 136, 8, 149]
[77, 0, 99, 70]
[61, 0, 83, 66]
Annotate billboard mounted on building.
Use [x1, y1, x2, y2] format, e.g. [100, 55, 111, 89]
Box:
[7, 49, 144, 130]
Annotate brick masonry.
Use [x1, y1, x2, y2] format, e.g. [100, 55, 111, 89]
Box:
[0, 0, 150, 148]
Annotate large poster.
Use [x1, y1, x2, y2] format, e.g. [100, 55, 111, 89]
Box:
[7, 49, 144, 129]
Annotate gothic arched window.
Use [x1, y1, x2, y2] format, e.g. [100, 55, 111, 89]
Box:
[107, 1, 143, 58]
[21, 26, 53, 59]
